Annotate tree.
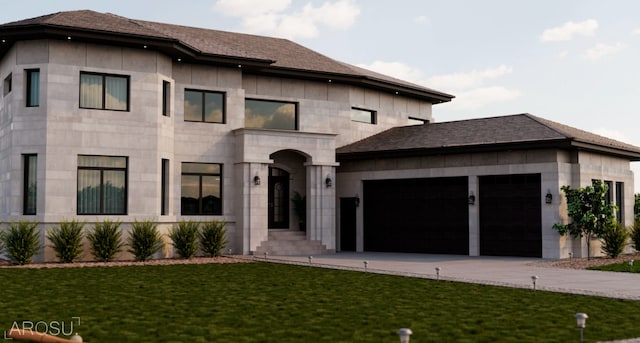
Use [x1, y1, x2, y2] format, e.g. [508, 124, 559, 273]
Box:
[552, 180, 616, 259]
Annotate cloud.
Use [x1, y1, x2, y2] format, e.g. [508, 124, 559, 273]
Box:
[212, 0, 360, 39]
[632, 28, 640, 36]
[355, 61, 426, 84]
[424, 65, 513, 91]
[583, 42, 625, 61]
[591, 128, 632, 144]
[539, 19, 598, 42]
[439, 87, 521, 111]
[414, 16, 429, 25]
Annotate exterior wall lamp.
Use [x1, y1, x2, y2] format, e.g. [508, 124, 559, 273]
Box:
[325, 175, 332, 187]
[354, 194, 360, 207]
[468, 192, 476, 205]
[545, 190, 553, 204]
[253, 175, 261, 186]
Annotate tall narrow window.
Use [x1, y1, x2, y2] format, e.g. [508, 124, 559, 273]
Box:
[3, 73, 11, 96]
[604, 180, 613, 205]
[23, 154, 37, 215]
[181, 162, 222, 215]
[616, 182, 624, 224]
[245, 99, 297, 130]
[77, 155, 128, 215]
[26, 69, 40, 107]
[184, 89, 224, 123]
[162, 81, 171, 117]
[80, 72, 129, 111]
[161, 159, 169, 215]
[351, 107, 376, 124]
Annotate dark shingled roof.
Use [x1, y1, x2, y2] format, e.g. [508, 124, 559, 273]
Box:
[337, 113, 640, 160]
[0, 10, 453, 103]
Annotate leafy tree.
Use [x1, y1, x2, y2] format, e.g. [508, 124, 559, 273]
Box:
[552, 180, 616, 259]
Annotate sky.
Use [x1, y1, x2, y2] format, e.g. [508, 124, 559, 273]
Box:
[3, 0, 640, 190]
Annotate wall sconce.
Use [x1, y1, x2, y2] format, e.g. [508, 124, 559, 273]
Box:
[325, 175, 332, 188]
[354, 194, 360, 207]
[253, 175, 261, 186]
[468, 192, 476, 205]
[545, 190, 553, 204]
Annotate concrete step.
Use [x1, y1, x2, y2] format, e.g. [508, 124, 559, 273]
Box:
[255, 230, 329, 256]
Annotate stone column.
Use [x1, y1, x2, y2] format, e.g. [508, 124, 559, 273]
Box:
[306, 164, 336, 252]
[235, 162, 269, 254]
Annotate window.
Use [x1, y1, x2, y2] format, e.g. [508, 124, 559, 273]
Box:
[23, 154, 37, 215]
[245, 99, 297, 130]
[77, 155, 128, 215]
[3, 73, 11, 96]
[616, 182, 624, 223]
[161, 159, 169, 215]
[181, 162, 222, 215]
[80, 72, 129, 111]
[351, 107, 376, 124]
[26, 69, 40, 107]
[408, 117, 428, 125]
[162, 81, 171, 117]
[184, 89, 224, 123]
[604, 180, 613, 205]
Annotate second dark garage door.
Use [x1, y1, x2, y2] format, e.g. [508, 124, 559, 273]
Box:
[363, 177, 469, 254]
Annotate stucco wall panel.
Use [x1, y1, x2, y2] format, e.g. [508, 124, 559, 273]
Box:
[16, 40, 49, 64]
[86, 44, 123, 70]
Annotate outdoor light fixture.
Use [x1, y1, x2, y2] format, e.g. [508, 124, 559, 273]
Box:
[575, 313, 588, 343]
[629, 259, 634, 271]
[531, 275, 538, 291]
[354, 195, 360, 207]
[569, 252, 573, 260]
[325, 175, 332, 187]
[253, 175, 261, 186]
[70, 333, 83, 342]
[308, 256, 313, 264]
[228, 248, 232, 255]
[363, 260, 368, 272]
[435, 266, 441, 281]
[468, 192, 476, 205]
[264, 252, 268, 260]
[545, 190, 553, 204]
[397, 328, 413, 343]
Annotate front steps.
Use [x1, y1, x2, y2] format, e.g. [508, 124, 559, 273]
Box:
[254, 230, 329, 256]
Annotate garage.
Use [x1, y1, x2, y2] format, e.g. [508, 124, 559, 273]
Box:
[363, 177, 469, 254]
[479, 174, 542, 257]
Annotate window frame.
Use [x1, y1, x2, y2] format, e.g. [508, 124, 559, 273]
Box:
[162, 80, 171, 117]
[183, 88, 225, 123]
[351, 107, 377, 124]
[161, 159, 170, 215]
[79, 71, 130, 111]
[77, 155, 128, 215]
[26, 69, 40, 107]
[181, 162, 223, 215]
[615, 181, 624, 224]
[23, 154, 37, 215]
[3, 73, 11, 96]
[244, 98, 299, 130]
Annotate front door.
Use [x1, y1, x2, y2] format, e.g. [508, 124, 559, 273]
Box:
[268, 167, 290, 229]
[340, 197, 358, 251]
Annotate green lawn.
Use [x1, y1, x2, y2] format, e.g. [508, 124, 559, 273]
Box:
[588, 260, 639, 273]
[1, 261, 639, 342]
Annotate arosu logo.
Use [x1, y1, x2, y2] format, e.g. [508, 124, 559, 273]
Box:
[3, 317, 81, 341]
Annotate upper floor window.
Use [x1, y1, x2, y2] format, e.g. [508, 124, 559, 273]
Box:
[23, 154, 37, 215]
[26, 69, 40, 107]
[3, 73, 11, 96]
[184, 89, 224, 123]
[162, 81, 171, 117]
[351, 107, 377, 124]
[181, 162, 222, 215]
[245, 99, 297, 130]
[80, 72, 129, 111]
[77, 155, 128, 215]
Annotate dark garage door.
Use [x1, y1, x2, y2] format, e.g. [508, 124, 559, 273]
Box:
[363, 177, 469, 254]
[479, 174, 542, 257]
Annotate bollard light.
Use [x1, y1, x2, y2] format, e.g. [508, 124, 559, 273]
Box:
[70, 333, 83, 342]
[363, 260, 368, 272]
[435, 267, 441, 281]
[575, 313, 588, 343]
[629, 259, 635, 271]
[569, 252, 573, 260]
[397, 328, 412, 343]
[264, 252, 268, 260]
[531, 275, 538, 291]
[308, 256, 313, 264]
[228, 248, 232, 255]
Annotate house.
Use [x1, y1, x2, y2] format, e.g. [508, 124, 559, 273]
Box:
[0, 10, 637, 261]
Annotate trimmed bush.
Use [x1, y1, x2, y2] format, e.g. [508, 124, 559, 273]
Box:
[128, 219, 164, 261]
[47, 219, 85, 263]
[199, 220, 228, 257]
[88, 220, 124, 262]
[169, 220, 200, 259]
[600, 221, 629, 258]
[631, 219, 640, 252]
[2, 220, 42, 265]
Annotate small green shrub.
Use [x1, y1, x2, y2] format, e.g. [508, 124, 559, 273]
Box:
[128, 220, 164, 261]
[631, 219, 640, 252]
[199, 220, 228, 257]
[169, 220, 200, 259]
[600, 221, 629, 258]
[87, 220, 124, 262]
[47, 219, 85, 263]
[2, 220, 42, 265]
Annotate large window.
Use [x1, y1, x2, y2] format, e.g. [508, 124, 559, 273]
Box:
[80, 72, 129, 111]
[23, 154, 37, 215]
[3, 73, 11, 96]
[184, 89, 224, 123]
[245, 99, 297, 130]
[181, 162, 222, 215]
[351, 107, 376, 124]
[77, 155, 128, 215]
[161, 159, 169, 215]
[26, 69, 40, 107]
[616, 182, 624, 224]
[162, 81, 171, 117]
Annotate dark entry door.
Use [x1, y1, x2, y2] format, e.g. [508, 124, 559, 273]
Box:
[479, 174, 542, 257]
[268, 167, 290, 229]
[340, 197, 358, 251]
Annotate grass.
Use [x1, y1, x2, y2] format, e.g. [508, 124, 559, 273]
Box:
[588, 261, 639, 273]
[1, 262, 639, 342]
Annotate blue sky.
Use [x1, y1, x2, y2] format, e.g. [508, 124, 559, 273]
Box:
[3, 0, 640, 189]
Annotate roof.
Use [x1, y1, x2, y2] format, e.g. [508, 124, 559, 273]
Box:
[336, 113, 640, 161]
[0, 10, 453, 103]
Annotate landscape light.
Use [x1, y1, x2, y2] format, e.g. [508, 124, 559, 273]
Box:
[531, 275, 538, 291]
[575, 313, 588, 343]
[435, 267, 441, 281]
[397, 328, 412, 343]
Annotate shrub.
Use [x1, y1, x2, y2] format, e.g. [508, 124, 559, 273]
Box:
[128, 220, 164, 261]
[2, 220, 42, 265]
[600, 221, 629, 258]
[631, 219, 640, 252]
[47, 219, 85, 263]
[87, 220, 124, 262]
[169, 220, 200, 259]
[199, 220, 228, 257]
